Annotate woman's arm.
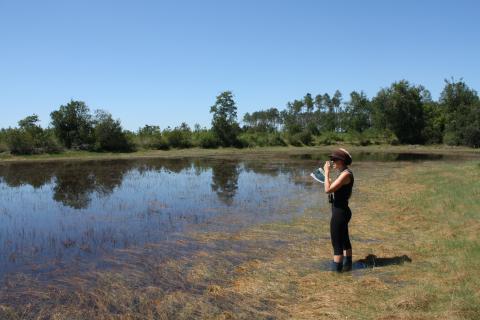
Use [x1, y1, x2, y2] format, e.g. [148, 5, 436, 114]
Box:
[323, 161, 351, 193]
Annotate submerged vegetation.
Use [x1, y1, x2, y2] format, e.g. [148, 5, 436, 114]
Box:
[0, 79, 479, 157]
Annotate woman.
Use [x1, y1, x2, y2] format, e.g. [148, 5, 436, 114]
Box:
[323, 148, 354, 272]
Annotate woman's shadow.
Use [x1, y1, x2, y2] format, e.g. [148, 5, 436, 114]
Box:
[354, 254, 412, 269]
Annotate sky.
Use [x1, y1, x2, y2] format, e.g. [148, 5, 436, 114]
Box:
[1, 0, 479, 131]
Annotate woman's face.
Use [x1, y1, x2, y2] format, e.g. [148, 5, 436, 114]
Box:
[332, 159, 344, 170]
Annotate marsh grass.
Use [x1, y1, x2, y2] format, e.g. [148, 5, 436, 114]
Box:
[0, 159, 479, 319]
[1, 145, 479, 164]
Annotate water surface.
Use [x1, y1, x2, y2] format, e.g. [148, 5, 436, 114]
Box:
[0, 158, 317, 279]
[0, 152, 467, 281]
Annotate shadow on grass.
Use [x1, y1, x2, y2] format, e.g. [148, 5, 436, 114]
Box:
[355, 254, 412, 269]
[317, 254, 412, 272]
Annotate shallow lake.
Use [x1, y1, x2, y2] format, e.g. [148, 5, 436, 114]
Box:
[0, 152, 471, 282]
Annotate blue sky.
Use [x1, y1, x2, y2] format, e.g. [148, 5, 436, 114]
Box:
[1, 0, 479, 130]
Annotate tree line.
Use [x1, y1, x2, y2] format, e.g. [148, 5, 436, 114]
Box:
[0, 78, 478, 155]
[242, 79, 479, 148]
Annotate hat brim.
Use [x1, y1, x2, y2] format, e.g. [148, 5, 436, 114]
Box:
[329, 156, 344, 161]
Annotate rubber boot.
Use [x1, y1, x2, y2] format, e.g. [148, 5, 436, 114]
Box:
[331, 261, 343, 272]
[343, 256, 352, 272]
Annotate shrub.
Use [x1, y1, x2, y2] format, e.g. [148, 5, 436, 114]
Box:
[93, 111, 134, 152]
[194, 130, 219, 149]
[315, 132, 343, 145]
[237, 133, 257, 147]
[357, 128, 399, 145]
[340, 131, 370, 146]
[287, 130, 312, 146]
[298, 131, 313, 145]
[38, 131, 63, 153]
[443, 131, 457, 146]
[382, 129, 400, 145]
[287, 133, 302, 147]
[147, 135, 169, 150]
[164, 126, 192, 148]
[0, 141, 7, 153]
[464, 125, 480, 148]
[267, 132, 287, 146]
[5, 129, 36, 154]
[461, 105, 480, 147]
[134, 125, 165, 149]
[4, 126, 63, 155]
[238, 132, 287, 148]
[0, 131, 8, 153]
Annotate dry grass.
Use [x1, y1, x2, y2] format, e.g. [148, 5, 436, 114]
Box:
[1, 159, 479, 319]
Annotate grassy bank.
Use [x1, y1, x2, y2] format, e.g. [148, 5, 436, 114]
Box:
[182, 160, 480, 319]
[0, 144, 479, 163]
[0, 159, 479, 319]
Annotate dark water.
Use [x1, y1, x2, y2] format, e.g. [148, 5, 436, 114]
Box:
[0, 152, 471, 281]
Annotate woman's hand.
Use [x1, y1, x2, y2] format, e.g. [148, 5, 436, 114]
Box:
[323, 161, 331, 193]
[323, 161, 330, 175]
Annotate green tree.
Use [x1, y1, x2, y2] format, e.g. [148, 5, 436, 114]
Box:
[210, 91, 240, 147]
[291, 99, 304, 114]
[304, 93, 314, 113]
[462, 105, 480, 147]
[6, 115, 61, 154]
[331, 90, 343, 131]
[322, 93, 336, 131]
[344, 91, 371, 132]
[243, 108, 280, 133]
[372, 81, 427, 144]
[50, 100, 94, 149]
[303, 93, 317, 134]
[281, 103, 301, 135]
[422, 101, 445, 144]
[138, 125, 161, 136]
[314, 94, 325, 112]
[0, 129, 8, 153]
[440, 79, 480, 146]
[18, 114, 42, 135]
[93, 110, 133, 152]
[440, 79, 479, 113]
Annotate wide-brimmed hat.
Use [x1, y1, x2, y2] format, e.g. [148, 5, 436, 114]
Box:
[329, 148, 352, 165]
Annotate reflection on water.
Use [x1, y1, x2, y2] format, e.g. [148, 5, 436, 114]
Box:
[211, 160, 239, 205]
[0, 161, 131, 209]
[0, 158, 314, 278]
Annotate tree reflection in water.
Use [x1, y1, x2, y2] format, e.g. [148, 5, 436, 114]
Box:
[52, 161, 131, 209]
[0, 162, 54, 188]
[0, 161, 132, 209]
[0, 158, 243, 209]
[210, 160, 239, 205]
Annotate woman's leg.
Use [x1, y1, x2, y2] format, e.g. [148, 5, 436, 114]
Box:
[343, 208, 353, 270]
[330, 207, 346, 271]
